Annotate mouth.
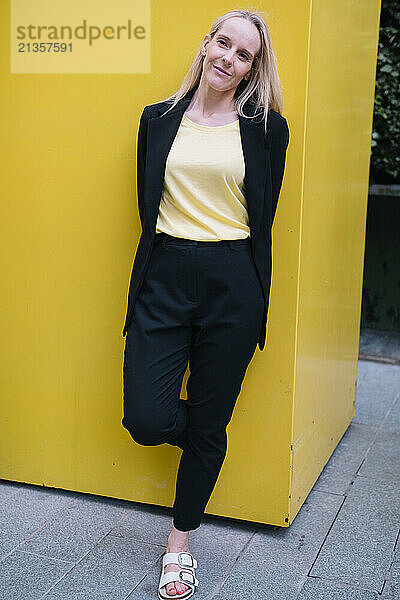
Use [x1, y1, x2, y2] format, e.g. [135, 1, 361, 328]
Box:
[213, 65, 231, 77]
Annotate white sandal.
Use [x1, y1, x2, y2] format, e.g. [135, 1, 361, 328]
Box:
[158, 551, 199, 600]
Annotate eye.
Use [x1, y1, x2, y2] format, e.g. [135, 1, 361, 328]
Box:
[217, 39, 249, 60]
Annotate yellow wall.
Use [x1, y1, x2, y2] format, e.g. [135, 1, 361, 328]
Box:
[290, 0, 382, 517]
[0, 1, 381, 526]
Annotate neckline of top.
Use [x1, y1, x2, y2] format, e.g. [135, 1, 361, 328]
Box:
[182, 113, 239, 130]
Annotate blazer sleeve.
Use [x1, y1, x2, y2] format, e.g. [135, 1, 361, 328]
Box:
[270, 116, 290, 225]
[136, 106, 150, 229]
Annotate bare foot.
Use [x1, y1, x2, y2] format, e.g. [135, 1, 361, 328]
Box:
[161, 525, 191, 596]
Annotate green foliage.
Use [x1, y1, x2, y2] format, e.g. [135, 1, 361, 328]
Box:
[370, 0, 400, 184]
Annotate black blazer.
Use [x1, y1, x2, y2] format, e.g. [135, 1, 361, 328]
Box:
[122, 83, 289, 351]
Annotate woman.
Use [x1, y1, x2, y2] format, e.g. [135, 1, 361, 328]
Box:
[122, 9, 289, 599]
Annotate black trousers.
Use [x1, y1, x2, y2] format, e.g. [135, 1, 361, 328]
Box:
[122, 232, 264, 531]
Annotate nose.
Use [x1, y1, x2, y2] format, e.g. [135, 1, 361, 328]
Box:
[222, 51, 234, 65]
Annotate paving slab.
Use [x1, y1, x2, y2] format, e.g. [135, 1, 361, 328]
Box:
[358, 433, 400, 483]
[353, 378, 398, 427]
[20, 494, 133, 562]
[298, 577, 379, 599]
[41, 534, 162, 600]
[356, 360, 373, 386]
[381, 546, 400, 600]
[313, 422, 377, 495]
[109, 501, 176, 546]
[0, 550, 73, 600]
[0, 485, 78, 558]
[310, 475, 400, 592]
[0, 480, 25, 503]
[379, 394, 400, 430]
[357, 397, 400, 483]
[363, 363, 400, 383]
[205, 489, 342, 600]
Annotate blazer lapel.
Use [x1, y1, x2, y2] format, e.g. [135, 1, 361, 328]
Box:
[238, 111, 271, 238]
[144, 86, 271, 239]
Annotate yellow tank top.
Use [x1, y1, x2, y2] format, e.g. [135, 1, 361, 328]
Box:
[155, 113, 249, 241]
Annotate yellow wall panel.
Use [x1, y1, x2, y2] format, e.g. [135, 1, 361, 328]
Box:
[0, 0, 381, 526]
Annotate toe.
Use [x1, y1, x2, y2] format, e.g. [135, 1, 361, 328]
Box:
[176, 582, 189, 594]
[166, 583, 177, 595]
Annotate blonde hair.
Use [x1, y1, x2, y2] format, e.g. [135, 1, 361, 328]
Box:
[158, 8, 284, 134]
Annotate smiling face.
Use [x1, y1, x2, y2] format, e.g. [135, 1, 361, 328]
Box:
[201, 17, 261, 93]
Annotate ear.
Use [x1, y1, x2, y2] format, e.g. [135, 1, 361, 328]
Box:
[202, 33, 211, 52]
